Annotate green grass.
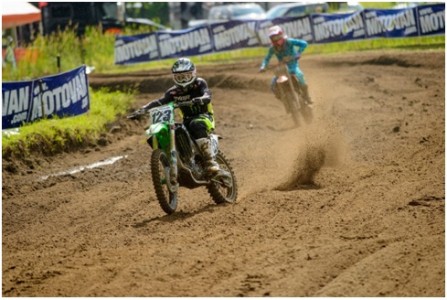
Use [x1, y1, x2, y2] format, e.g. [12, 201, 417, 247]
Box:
[360, 2, 397, 9]
[2, 88, 136, 157]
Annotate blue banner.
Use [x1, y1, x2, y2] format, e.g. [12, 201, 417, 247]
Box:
[157, 26, 214, 59]
[211, 20, 260, 52]
[311, 11, 366, 43]
[364, 8, 418, 38]
[2, 65, 90, 129]
[114, 4, 444, 65]
[257, 16, 314, 45]
[115, 33, 159, 65]
[417, 4, 445, 36]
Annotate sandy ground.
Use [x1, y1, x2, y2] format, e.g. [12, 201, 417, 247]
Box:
[2, 50, 445, 296]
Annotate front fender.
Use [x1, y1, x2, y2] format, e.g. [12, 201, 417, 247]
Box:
[146, 123, 170, 150]
[146, 123, 167, 137]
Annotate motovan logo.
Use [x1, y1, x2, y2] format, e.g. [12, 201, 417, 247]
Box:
[2, 66, 89, 129]
[158, 28, 212, 58]
[115, 34, 159, 64]
[365, 9, 417, 36]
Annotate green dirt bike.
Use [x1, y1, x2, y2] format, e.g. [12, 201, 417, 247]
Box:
[273, 57, 313, 127]
[128, 100, 238, 215]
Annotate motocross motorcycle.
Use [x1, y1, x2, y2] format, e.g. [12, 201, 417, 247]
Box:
[128, 100, 238, 215]
[273, 56, 313, 127]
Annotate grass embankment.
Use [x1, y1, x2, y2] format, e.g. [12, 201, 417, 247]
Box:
[2, 89, 134, 158]
[2, 25, 445, 158]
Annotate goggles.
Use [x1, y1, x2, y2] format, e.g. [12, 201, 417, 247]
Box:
[173, 72, 194, 84]
[270, 35, 283, 42]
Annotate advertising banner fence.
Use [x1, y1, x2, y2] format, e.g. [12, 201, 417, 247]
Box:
[115, 4, 444, 65]
[211, 20, 260, 52]
[156, 26, 214, 60]
[311, 11, 366, 43]
[2, 65, 90, 130]
[257, 16, 314, 45]
[364, 8, 418, 38]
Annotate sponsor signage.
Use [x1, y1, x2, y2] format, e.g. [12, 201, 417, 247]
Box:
[2, 65, 90, 129]
[211, 20, 260, 52]
[417, 4, 445, 36]
[257, 16, 314, 45]
[312, 11, 366, 43]
[364, 8, 418, 38]
[115, 33, 159, 65]
[114, 4, 445, 65]
[157, 26, 213, 60]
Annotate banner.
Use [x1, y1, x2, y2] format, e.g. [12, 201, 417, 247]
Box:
[157, 26, 214, 59]
[364, 8, 418, 38]
[2, 65, 90, 129]
[211, 20, 260, 52]
[114, 4, 445, 65]
[311, 11, 366, 43]
[417, 4, 445, 36]
[257, 16, 314, 45]
[115, 33, 159, 65]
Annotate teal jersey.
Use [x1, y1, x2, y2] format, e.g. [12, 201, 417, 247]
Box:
[261, 38, 308, 74]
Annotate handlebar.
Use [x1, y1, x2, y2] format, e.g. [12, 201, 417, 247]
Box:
[127, 97, 206, 119]
[175, 101, 194, 108]
[260, 53, 301, 73]
[280, 54, 301, 64]
[127, 109, 145, 119]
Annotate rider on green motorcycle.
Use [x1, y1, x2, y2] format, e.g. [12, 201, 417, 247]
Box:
[135, 57, 220, 174]
[259, 25, 313, 105]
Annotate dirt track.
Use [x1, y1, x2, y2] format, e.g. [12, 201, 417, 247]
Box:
[2, 50, 445, 296]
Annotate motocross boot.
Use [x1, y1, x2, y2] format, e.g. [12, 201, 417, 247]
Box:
[301, 84, 314, 105]
[196, 137, 220, 174]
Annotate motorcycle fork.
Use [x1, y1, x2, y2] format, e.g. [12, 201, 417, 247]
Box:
[287, 73, 301, 110]
[169, 123, 178, 184]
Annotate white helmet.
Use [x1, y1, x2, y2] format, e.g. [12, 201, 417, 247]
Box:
[171, 57, 197, 87]
[268, 25, 287, 47]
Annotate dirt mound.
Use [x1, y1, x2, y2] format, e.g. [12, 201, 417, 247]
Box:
[3, 50, 444, 297]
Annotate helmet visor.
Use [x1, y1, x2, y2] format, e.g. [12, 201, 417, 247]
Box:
[270, 35, 283, 42]
[270, 34, 285, 46]
[173, 72, 194, 84]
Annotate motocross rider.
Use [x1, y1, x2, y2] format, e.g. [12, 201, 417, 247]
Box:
[134, 57, 220, 174]
[259, 25, 313, 105]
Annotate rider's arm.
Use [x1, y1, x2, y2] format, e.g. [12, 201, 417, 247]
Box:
[195, 78, 212, 105]
[142, 90, 172, 110]
[289, 38, 308, 54]
[260, 47, 274, 69]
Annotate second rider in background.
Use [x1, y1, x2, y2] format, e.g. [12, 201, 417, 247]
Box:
[259, 25, 313, 106]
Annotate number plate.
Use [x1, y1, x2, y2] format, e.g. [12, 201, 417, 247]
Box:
[149, 105, 173, 124]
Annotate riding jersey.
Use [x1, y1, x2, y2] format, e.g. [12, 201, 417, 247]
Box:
[261, 38, 308, 84]
[143, 77, 213, 119]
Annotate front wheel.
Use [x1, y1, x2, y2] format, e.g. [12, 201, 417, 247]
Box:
[291, 103, 301, 127]
[207, 151, 238, 204]
[286, 91, 301, 127]
[300, 98, 313, 124]
[151, 149, 178, 214]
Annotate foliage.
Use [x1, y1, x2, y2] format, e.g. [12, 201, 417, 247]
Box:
[124, 2, 170, 26]
[2, 89, 136, 156]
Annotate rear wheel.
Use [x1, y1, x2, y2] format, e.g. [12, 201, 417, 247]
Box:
[207, 151, 238, 204]
[151, 149, 178, 214]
